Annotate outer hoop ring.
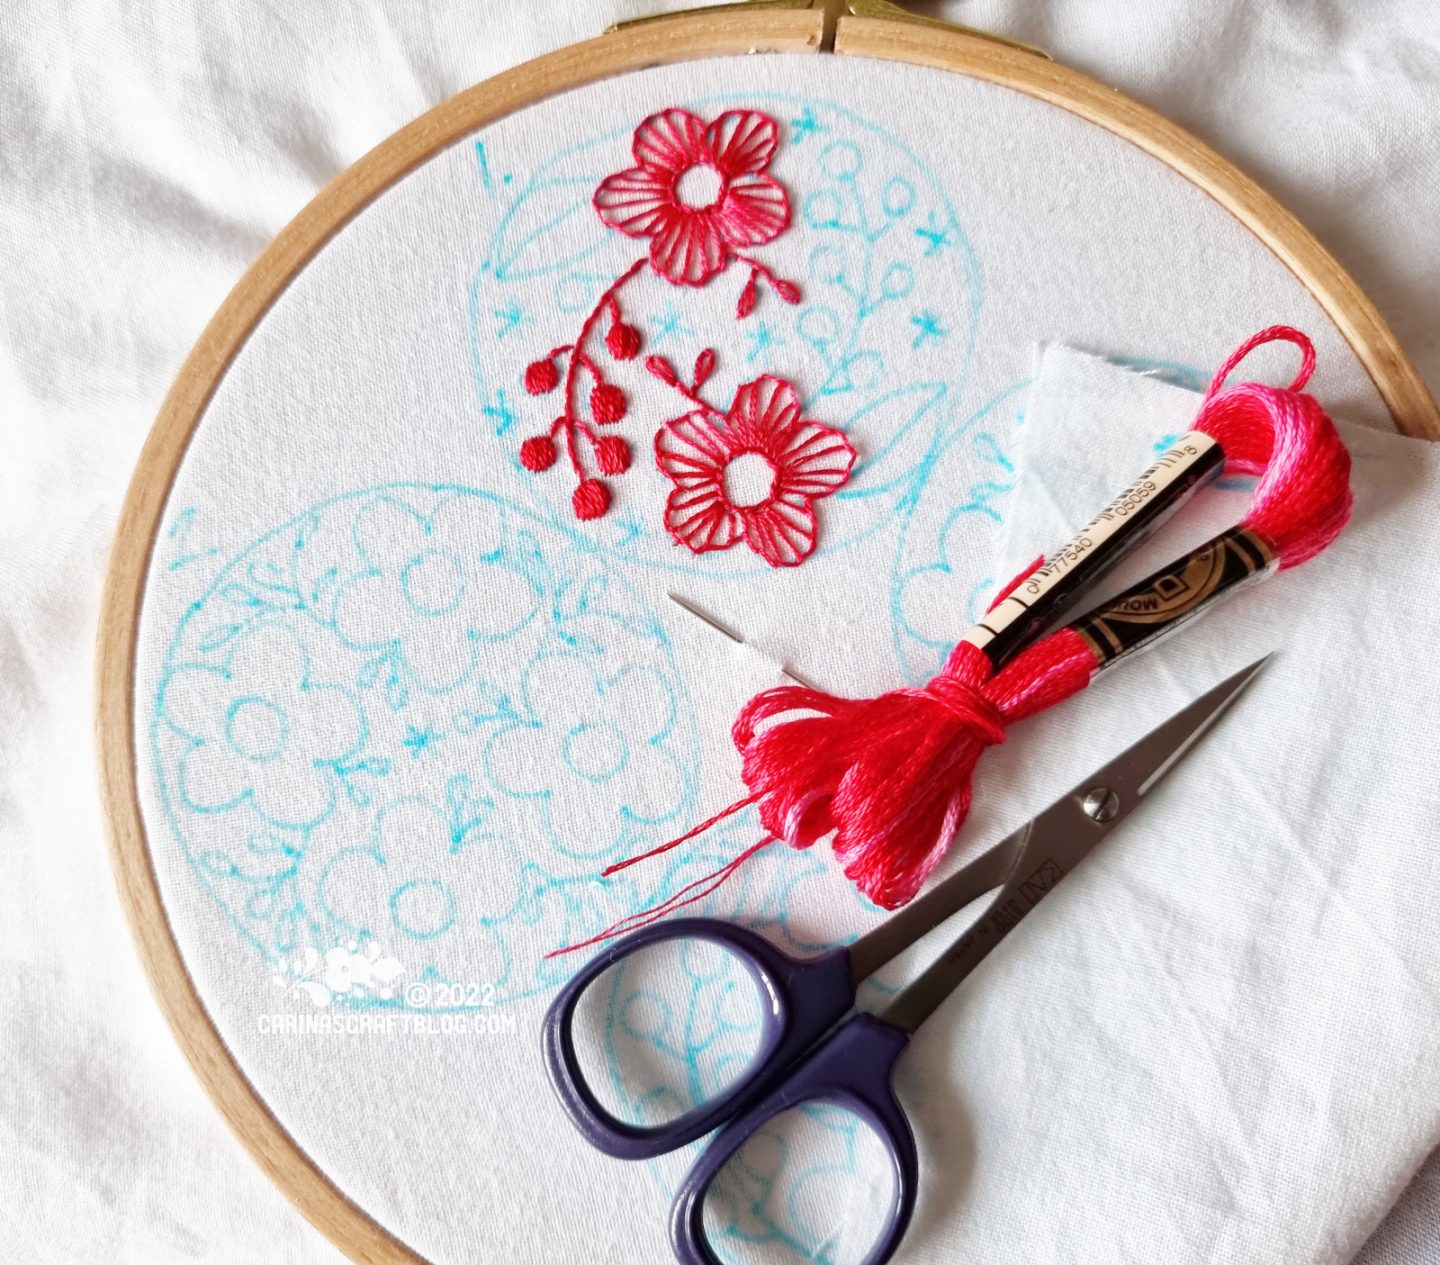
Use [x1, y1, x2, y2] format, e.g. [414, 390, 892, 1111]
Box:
[95, 12, 1439, 1265]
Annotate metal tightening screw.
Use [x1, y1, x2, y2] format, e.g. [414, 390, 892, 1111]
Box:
[1081, 786, 1121, 822]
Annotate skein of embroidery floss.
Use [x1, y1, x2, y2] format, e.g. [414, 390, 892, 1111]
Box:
[551, 326, 1353, 954]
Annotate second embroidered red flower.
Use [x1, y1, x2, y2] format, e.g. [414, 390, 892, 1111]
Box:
[654, 375, 855, 568]
[593, 109, 791, 287]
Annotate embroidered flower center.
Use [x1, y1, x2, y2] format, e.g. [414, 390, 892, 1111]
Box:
[673, 163, 725, 210]
[225, 696, 289, 763]
[722, 451, 778, 508]
[389, 878, 457, 940]
[562, 721, 629, 783]
[400, 549, 466, 617]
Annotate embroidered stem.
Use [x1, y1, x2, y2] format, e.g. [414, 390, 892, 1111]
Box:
[733, 253, 801, 317]
[646, 358, 725, 418]
[561, 256, 648, 457]
[518, 258, 647, 515]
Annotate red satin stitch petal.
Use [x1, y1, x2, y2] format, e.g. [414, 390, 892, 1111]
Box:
[705, 110, 780, 177]
[655, 410, 734, 490]
[631, 108, 710, 174]
[773, 421, 856, 498]
[726, 375, 802, 448]
[663, 481, 745, 554]
[737, 492, 817, 567]
[593, 166, 677, 237]
[715, 172, 791, 248]
[647, 209, 730, 286]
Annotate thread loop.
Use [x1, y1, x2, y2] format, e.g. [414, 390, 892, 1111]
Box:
[1195, 326, 1351, 569]
[1205, 324, 1316, 399]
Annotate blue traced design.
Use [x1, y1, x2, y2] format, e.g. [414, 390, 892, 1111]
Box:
[467, 93, 983, 577]
[156, 94, 1030, 1258]
[152, 485, 710, 1005]
[890, 381, 1030, 685]
[591, 820, 895, 1263]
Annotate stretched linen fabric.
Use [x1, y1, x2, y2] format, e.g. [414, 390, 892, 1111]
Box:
[985, 346, 1440, 1263]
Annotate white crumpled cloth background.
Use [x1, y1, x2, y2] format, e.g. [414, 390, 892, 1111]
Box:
[2, 2, 1436, 1262]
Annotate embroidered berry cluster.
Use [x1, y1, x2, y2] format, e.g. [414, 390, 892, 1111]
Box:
[512, 106, 821, 552]
[517, 259, 649, 521]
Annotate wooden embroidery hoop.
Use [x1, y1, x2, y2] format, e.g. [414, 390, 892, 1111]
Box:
[95, 4, 1440, 1262]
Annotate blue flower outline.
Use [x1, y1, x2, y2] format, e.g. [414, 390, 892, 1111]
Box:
[484, 651, 690, 861]
[333, 494, 541, 696]
[160, 622, 365, 831]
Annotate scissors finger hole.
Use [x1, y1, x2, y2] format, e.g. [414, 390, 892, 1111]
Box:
[701, 1104, 897, 1265]
[571, 939, 767, 1129]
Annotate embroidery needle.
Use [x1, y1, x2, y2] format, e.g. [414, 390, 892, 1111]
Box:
[667, 593, 823, 690]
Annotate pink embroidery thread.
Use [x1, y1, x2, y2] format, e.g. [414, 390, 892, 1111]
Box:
[550, 326, 1355, 956]
[516, 108, 802, 521]
[647, 353, 855, 567]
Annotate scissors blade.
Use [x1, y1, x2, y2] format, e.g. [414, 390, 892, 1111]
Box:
[876, 653, 1269, 1033]
[1056, 652, 1272, 819]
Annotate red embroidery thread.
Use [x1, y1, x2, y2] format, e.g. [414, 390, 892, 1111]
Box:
[647, 352, 855, 568]
[549, 327, 1355, 957]
[515, 108, 803, 521]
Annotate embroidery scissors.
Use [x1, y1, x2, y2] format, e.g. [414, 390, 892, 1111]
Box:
[544, 655, 1268, 1265]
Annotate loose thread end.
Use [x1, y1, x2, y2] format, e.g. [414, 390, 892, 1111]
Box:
[548, 836, 778, 958]
[598, 790, 765, 878]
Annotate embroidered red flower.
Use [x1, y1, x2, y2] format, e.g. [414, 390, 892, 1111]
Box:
[514, 106, 800, 522]
[594, 109, 792, 287]
[652, 372, 855, 568]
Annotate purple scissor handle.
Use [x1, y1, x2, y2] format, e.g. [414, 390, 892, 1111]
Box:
[669, 1011, 916, 1265]
[544, 658, 1269, 1265]
[543, 918, 855, 1159]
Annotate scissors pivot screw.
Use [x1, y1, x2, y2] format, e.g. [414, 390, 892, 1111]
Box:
[1081, 786, 1121, 822]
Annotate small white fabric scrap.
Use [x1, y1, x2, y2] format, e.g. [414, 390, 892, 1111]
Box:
[968, 346, 1440, 1263]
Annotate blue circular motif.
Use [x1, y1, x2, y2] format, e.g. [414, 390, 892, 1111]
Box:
[390, 878, 457, 940]
[224, 696, 289, 763]
[562, 721, 628, 783]
[399, 548, 467, 617]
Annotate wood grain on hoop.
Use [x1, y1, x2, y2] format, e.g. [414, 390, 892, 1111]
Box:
[94, 11, 1437, 1265]
[837, 17, 1440, 440]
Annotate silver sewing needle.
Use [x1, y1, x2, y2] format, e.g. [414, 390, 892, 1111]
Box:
[667, 593, 823, 691]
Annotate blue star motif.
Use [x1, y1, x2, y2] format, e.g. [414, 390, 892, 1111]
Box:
[483, 388, 517, 437]
[909, 310, 948, 349]
[493, 301, 525, 339]
[610, 514, 645, 547]
[649, 303, 696, 347]
[403, 724, 442, 759]
[914, 211, 956, 257]
[790, 107, 823, 142]
[744, 320, 786, 363]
